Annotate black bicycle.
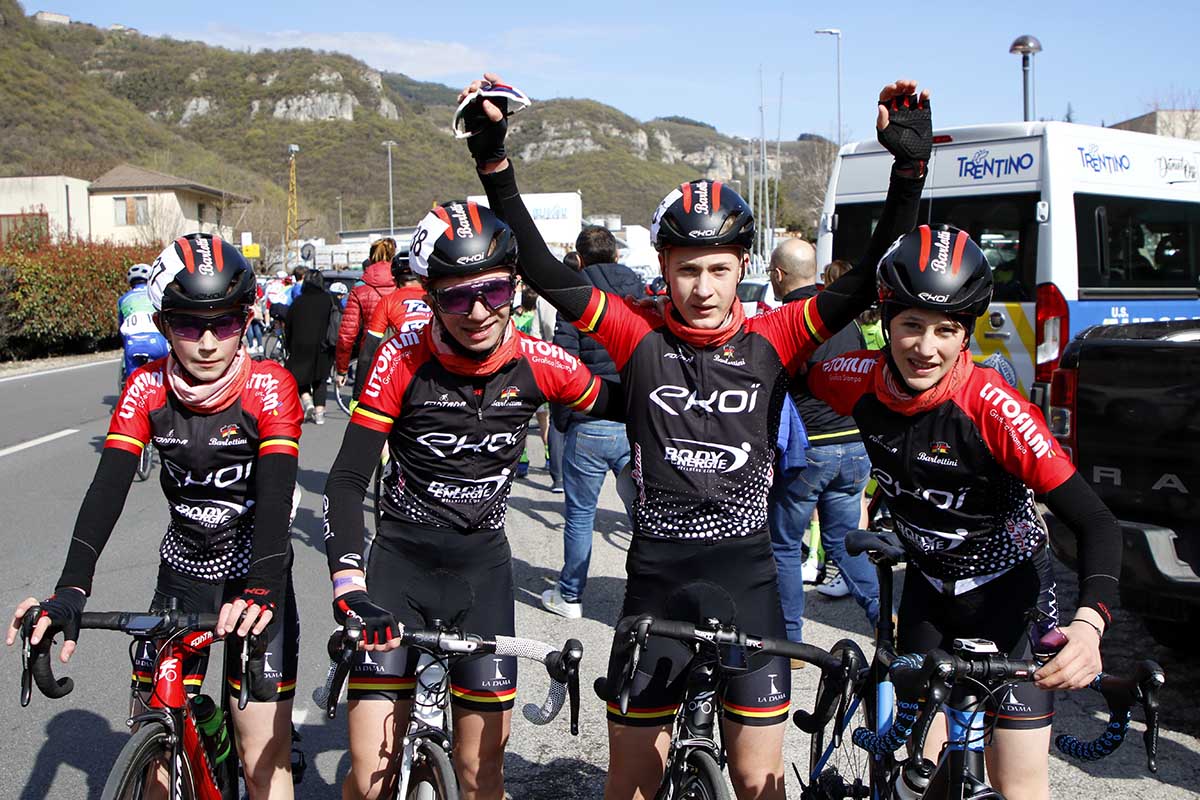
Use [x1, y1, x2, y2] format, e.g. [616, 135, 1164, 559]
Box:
[799, 528, 1165, 799]
[318, 616, 582, 800]
[603, 605, 862, 800]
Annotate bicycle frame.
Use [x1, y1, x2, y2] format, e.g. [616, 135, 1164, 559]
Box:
[658, 655, 726, 797]
[394, 650, 456, 800]
[130, 627, 227, 800]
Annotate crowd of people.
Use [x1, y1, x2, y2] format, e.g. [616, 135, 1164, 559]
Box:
[5, 72, 1124, 800]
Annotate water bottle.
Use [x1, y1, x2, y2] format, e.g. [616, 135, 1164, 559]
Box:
[892, 759, 932, 800]
[191, 694, 232, 765]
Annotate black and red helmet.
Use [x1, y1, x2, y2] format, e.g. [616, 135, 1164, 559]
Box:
[391, 250, 415, 284]
[877, 224, 993, 320]
[651, 179, 755, 252]
[148, 234, 256, 313]
[409, 200, 518, 280]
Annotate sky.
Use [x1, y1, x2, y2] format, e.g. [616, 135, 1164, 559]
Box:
[33, 0, 1200, 143]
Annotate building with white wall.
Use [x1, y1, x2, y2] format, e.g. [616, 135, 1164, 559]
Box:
[87, 164, 249, 245]
[0, 175, 92, 241]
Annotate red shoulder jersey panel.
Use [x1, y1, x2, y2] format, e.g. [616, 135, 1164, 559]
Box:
[805, 350, 884, 417]
[366, 285, 433, 343]
[745, 295, 834, 376]
[572, 288, 663, 370]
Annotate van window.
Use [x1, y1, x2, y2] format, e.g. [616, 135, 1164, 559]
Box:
[832, 192, 1038, 301]
[1075, 193, 1199, 292]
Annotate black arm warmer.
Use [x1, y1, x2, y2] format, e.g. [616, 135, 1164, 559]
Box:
[56, 448, 139, 595]
[1043, 471, 1122, 623]
[479, 165, 595, 322]
[587, 378, 626, 424]
[354, 333, 383, 401]
[323, 422, 390, 575]
[814, 171, 925, 334]
[244, 453, 298, 595]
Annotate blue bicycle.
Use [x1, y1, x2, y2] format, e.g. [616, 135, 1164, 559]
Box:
[797, 527, 1165, 800]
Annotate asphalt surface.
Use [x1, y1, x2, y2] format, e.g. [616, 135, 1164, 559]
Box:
[0, 355, 1196, 798]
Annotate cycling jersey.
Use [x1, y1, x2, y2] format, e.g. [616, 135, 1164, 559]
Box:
[103, 358, 303, 581]
[324, 326, 608, 570]
[118, 286, 169, 380]
[808, 352, 1074, 588]
[364, 285, 433, 345]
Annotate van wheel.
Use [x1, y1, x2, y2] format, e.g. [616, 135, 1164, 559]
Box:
[1143, 616, 1200, 655]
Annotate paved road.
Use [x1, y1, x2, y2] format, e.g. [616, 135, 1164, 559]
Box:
[0, 358, 1196, 798]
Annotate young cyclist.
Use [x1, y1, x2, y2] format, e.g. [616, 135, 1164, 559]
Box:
[8, 234, 303, 799]
[322, 202, 619, 800]
[458, 72, 931, 799]
[118, 262, 170, 386]
[806, 226, 1121, 800]
[350, 250, 434, 399]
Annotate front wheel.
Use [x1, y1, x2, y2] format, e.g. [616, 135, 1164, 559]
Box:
[406, 739, 458, 800]
[666, 749, 730, 800]
[332, 363, 355, 416]
[102, 722, 198, 800]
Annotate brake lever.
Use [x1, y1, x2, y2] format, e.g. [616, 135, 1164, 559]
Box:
[19, 609, 36, 707]
[562, 638, 583, 736]
[1138, 661, 1165, 773]
[239, 635, 251, 711]
[618, 618, 651, 716]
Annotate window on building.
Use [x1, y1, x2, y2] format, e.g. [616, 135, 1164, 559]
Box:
[113, 195, 150, 226]
[197, 202, 207, 225]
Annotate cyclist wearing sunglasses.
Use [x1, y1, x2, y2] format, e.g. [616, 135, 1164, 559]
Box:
[8, 234, 304, 799]
[323, 201, 619, 800]
[459, 72, 930, 799]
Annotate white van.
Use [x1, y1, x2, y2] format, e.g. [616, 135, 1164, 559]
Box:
[816, 121, 1200, 406]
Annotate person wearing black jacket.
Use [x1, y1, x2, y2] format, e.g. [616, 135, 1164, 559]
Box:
[767, 241, 879, 645]
[541, 227, 643, 619]
[285, 269, 335, 424]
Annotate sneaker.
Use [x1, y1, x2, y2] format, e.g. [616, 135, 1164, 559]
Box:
[303, 403, 315, 423]
[313, 408, 325, 425]
[801, 560, 822, 585]
[541, 588, 582, 619]
[550, 480, 564, 494]
[818, 573, 851, 598]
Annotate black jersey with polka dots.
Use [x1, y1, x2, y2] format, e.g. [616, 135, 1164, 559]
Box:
[809, 352, 1075, 582]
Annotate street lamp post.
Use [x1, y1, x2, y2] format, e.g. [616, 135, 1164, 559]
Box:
[336, 195, 343, 233]
[1009, 35, 1043, 122]
[382, 140, 398, 235]
[815, 28, 842, 146]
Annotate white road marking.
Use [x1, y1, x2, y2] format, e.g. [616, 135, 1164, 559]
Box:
[0, 357, 121, 384]
[0, 428, 80, 458]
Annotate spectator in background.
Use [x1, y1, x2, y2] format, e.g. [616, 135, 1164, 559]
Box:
[335, 238, 397, 399]
[289, 266, 306, 302]
[286, 269, 336, 425]
[329, 281, 350, 310]
[545, 253, 585, 493]
[766, 241, 880, 644]
[513, 284, 552, 478]
[246, 280, 266, 355]
[541, 227, 642, 619]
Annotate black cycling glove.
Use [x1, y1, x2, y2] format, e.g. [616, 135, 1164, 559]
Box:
[39, 587, 87, 644]
[466, 96, 509, 167]
[877, 94, 932, 176]
[333, 591, 402, 646]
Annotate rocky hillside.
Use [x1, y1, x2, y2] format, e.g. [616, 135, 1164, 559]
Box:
[2, 1, 833, 241]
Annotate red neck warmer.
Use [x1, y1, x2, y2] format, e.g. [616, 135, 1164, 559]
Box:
[662, 299, 746, 348]
[166, 347, 252, 414]
[874, 348, 974, 416]
[428, 318, 520, 377]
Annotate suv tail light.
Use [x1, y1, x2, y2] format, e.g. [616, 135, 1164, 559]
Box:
[1035, 282, 1069, 384]
[1048, 364, 1077, 463]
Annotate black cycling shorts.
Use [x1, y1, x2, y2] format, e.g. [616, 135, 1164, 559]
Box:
[349, 523, 517, 713]
[132, 557, 300, 703]
[898, 550, 1058, 730]
[603, 532, 791, 728]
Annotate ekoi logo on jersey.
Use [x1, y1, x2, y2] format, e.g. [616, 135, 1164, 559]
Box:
[979, 382, 1055, 459]
[649, 384, 761, 416]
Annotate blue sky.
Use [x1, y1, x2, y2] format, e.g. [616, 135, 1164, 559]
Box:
[36, 0, 1200, 142]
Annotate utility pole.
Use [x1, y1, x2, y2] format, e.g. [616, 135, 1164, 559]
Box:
[285, 144, 300, 270]
[336, 195, 344, 234]
[815, 29, 843, 146]
[382, 140, 398, 235]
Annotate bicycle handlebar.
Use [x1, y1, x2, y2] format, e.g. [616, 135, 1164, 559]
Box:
[19, 608, 271, 710]
[605, 614, 847, 717]
[852, 649, 1165, 773]
[316, 619, 583, 734]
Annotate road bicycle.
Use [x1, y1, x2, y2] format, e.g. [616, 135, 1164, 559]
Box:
[332, 361, 356, 416]
[259, 318, 287, 364]
[798, 528, 1165, 800]
[18, 606, 272, 800]
[317, 615, 583, 800]
[601, 591, 864, 800]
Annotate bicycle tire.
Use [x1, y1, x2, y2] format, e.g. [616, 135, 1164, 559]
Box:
[406, 739, 458, 800]
[101, 721, 198, 800]
[805, 683, 879, 800]
[667, 749, 730, 800]
[135, 444, 153, 482]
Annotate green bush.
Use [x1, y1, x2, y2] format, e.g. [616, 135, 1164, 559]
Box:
[0, 239, 159, 360]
